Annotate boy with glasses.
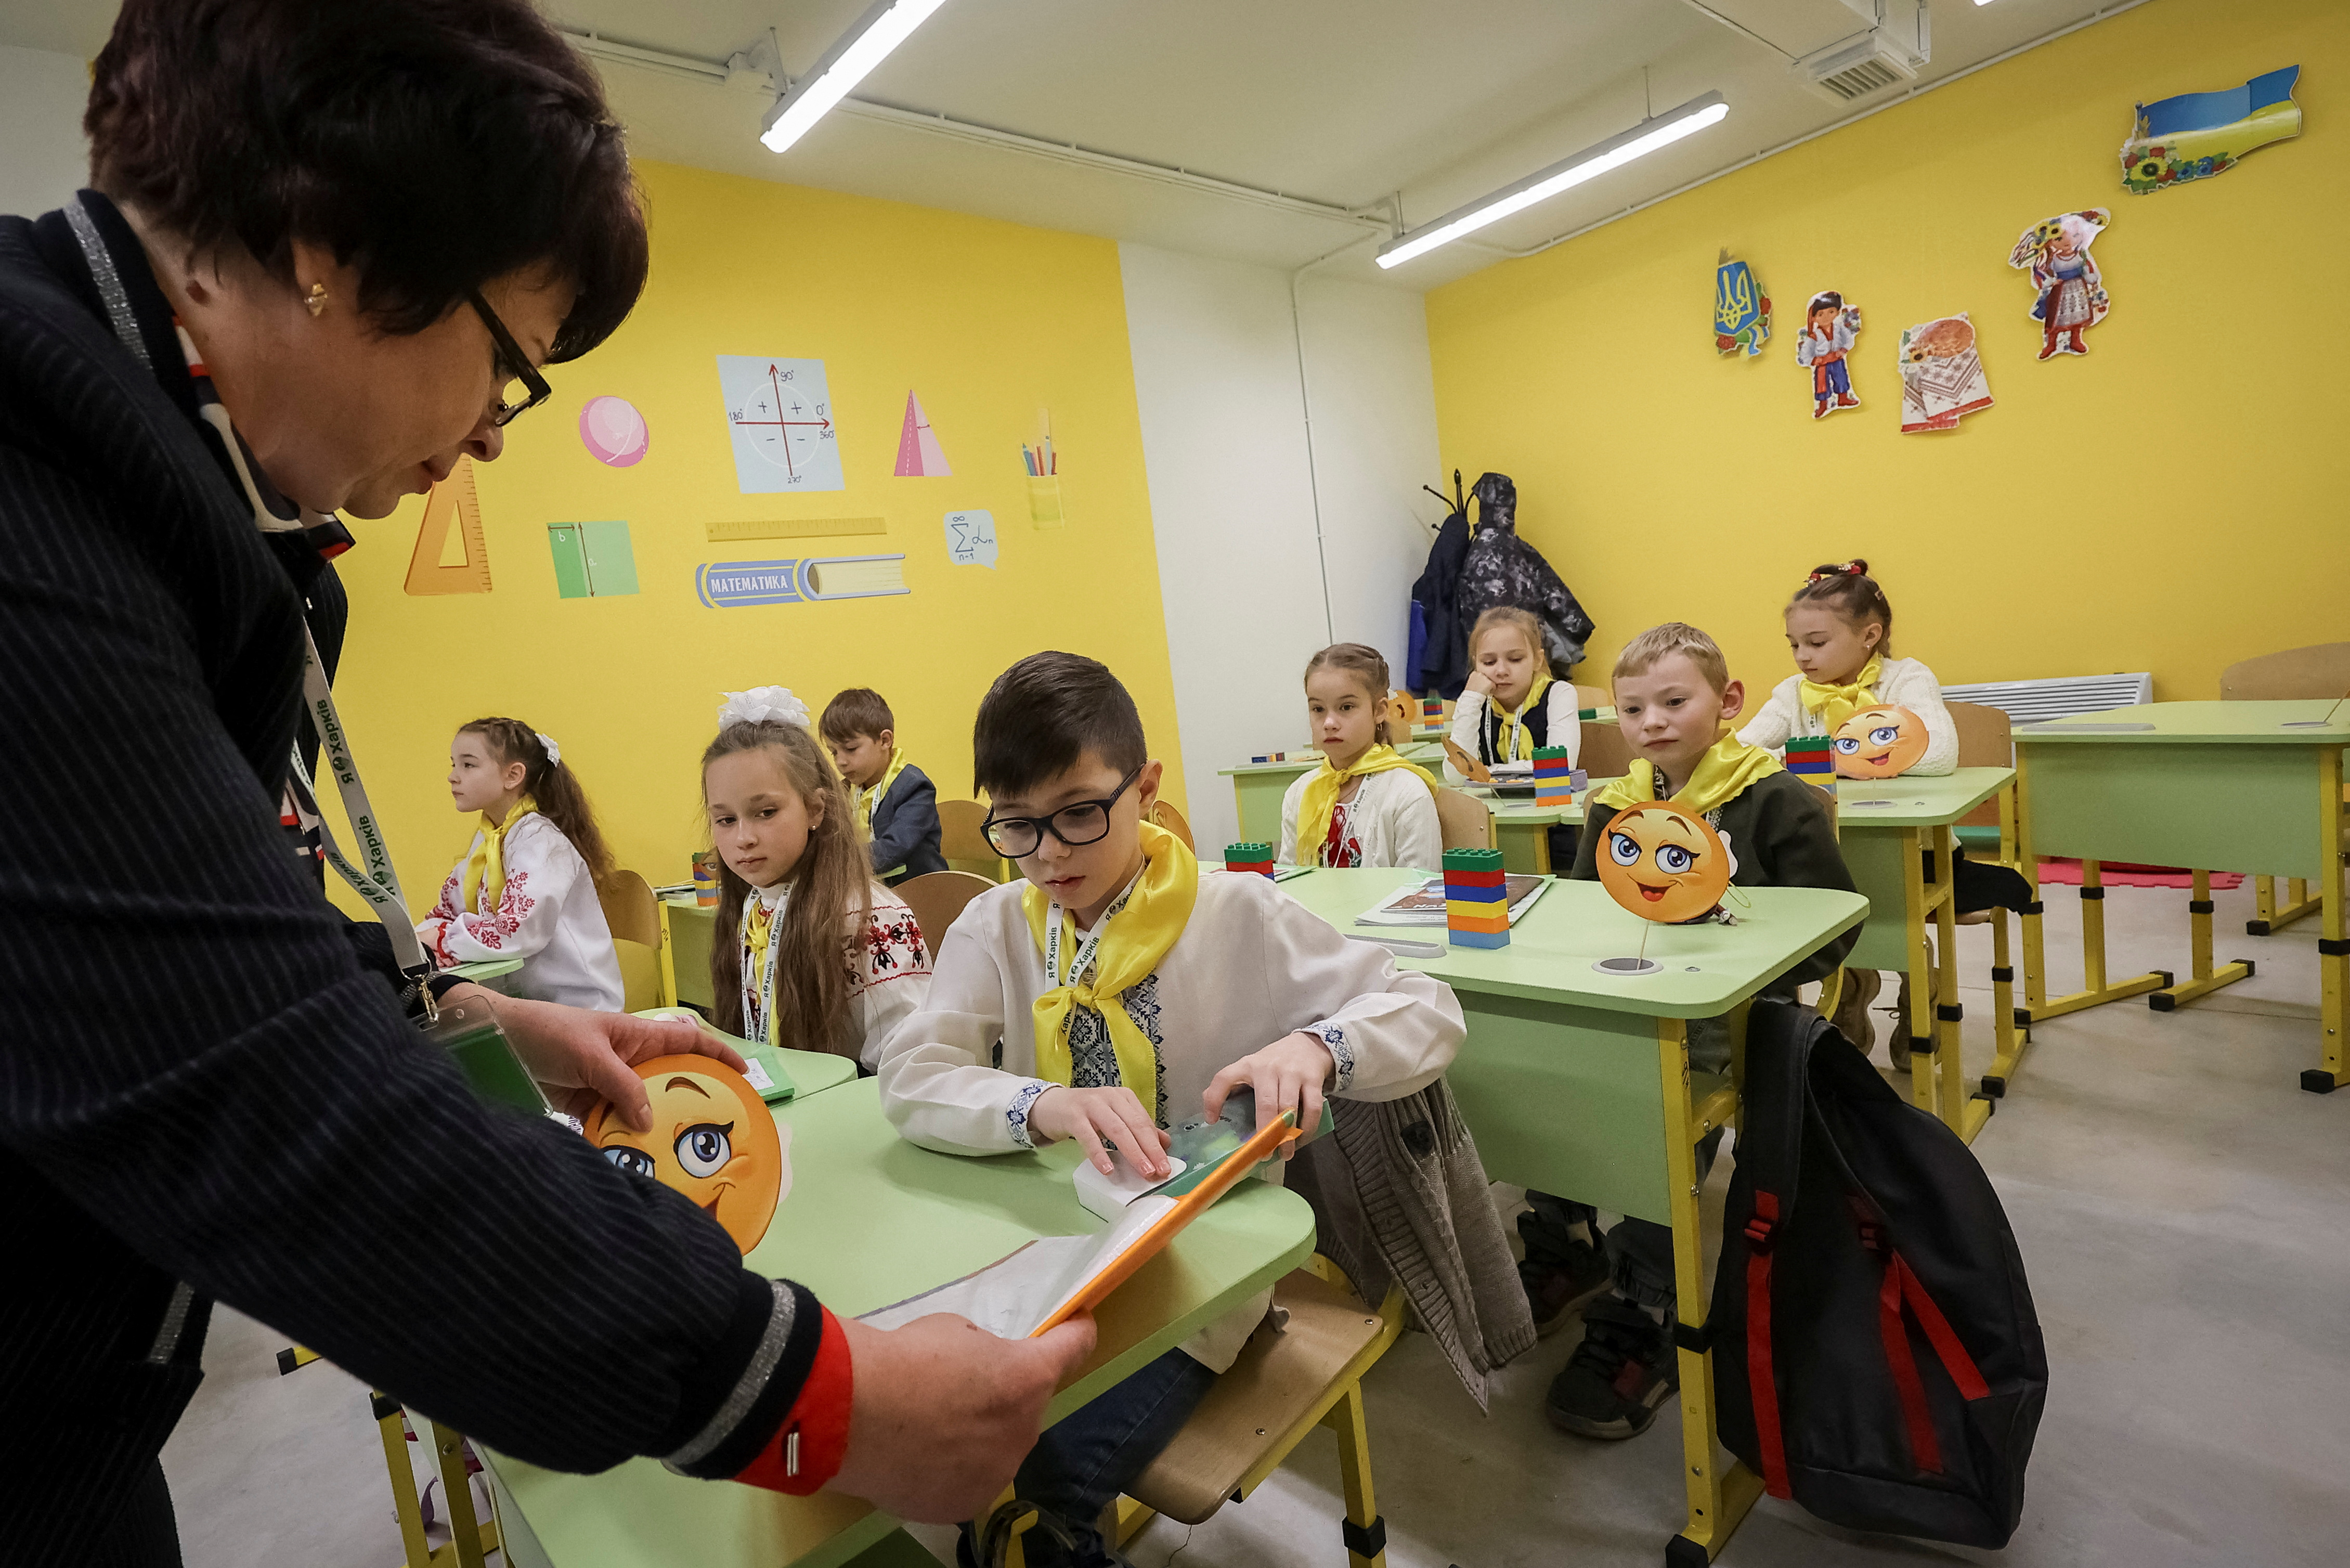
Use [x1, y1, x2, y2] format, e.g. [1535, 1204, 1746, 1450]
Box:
[877, 651, 1463, 1568]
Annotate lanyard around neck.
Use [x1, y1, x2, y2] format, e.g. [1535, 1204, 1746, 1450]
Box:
[1043, 874, 1140, 991]
[741, 888, 787, 1046]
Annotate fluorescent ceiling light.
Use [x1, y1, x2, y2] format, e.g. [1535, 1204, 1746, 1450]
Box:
[761, 0, 952, 154]
[1376, 92, 1730, 269]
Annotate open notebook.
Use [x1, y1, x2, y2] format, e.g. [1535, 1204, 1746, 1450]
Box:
[857, 1111, 1301, 1340]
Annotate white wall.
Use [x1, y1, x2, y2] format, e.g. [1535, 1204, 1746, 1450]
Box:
[1120, 241, 1445, 854]
[0, 45, 91, 219]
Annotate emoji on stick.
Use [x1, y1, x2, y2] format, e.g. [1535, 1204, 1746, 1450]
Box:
[1595, 801, 1732, 924]
[1833, 704, 1928, 779]
[585, 1055, 785, 1254]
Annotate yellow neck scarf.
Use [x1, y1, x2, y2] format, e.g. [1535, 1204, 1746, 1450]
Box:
[1592, 733, 1782, 817]
[1798, 653, 1884, 734]
[1491, 673, 1554, 762]
[852, 747, 910, 840]
[1022, 821, 1197, 1118]
[461, 796, 538, 913]
[1297, 743, 1436, 866]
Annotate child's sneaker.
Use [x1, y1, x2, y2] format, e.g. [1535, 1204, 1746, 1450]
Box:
[1544, 1295, 1679, 1440]
[1518, 1236, 1613, 1338]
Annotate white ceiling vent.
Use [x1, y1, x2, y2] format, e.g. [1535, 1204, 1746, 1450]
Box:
[1795, 0, 1930, 103]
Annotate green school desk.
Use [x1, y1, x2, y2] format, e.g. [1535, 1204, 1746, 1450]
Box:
[2011, 700, 2350, 1092]
[477, 1078, 1317, 1568]
[663, 897, 718, 1010]
[449, 958, 523, 983]
[1216, 742, 1443, 848]
[1280, 867, 1868, 1565]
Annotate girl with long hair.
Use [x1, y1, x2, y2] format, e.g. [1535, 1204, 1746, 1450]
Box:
[703, 688, 931, 1068]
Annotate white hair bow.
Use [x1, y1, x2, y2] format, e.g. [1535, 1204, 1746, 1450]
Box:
[535, 731, 562, 766]
[718, 686, 811, 730]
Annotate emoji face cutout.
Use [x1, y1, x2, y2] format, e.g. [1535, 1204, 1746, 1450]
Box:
[585, 1055, 786, 1254]
[1833, 705, 1928, 779]
[1596, 801, 1732, 924]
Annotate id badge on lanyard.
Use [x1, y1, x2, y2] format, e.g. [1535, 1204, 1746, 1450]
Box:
[1043, 902, 1114, 992]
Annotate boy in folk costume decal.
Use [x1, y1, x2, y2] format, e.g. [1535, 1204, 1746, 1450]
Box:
[2009, 209, 2111, 359]
[1795, 291, 1862, 420]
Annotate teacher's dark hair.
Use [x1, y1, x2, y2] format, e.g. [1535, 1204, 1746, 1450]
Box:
[85, 0, 649, 362]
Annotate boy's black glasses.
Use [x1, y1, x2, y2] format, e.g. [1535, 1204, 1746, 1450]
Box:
[983, 764, 1145, 859]
[467, 289, 553, 427]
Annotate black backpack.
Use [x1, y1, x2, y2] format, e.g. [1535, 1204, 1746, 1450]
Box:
[1709, 1000, 2048, 1547]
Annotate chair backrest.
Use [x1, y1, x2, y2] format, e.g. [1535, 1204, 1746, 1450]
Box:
[1150, 798, 1196, 851]
[937, 798, 993, 860]
[595, 868, 661, 948]
[2221, 642, 2350, 701]
[1579, 717, 1632, 781]
[892, 871, 996, 948]
[1946, 701, 2014, 768]
[1432, 785, 1495, 852]
[1574, 682, 1609, 710]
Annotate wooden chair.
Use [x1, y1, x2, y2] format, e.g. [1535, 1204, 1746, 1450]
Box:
[2220, 643, 2349, 934]
[1947, 700, 2015, 857]
[1573, 682, 1609, 710]
[939, 797, 1009, 882]
[596, 868, 666, 1012]
[991, 1259, 1406, 1568]
[1149, 798, 1196, 852]
[1432, 784, 1495, 852]
[1942, 703, 2031, 1092]
[892, 870, 995, 949]
[1579, 717, 1631, 781]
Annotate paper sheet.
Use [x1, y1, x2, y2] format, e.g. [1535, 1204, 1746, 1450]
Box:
[857, 1196, 1178, 1339]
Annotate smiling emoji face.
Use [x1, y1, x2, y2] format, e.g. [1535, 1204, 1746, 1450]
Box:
[1833, 705, 1928, 779]
[1596, 801, 1731, 924]
[584, 1056, 785, 1254]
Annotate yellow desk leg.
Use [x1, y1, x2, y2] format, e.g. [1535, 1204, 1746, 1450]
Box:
[427, 1420, 492, 1568]
[1981, 909, 2027, 1102]
[2013, 758, 2049, 1019]
[276, 1343, 320, 1376]
[1326, 1383, 1388, 1568]
[657, 902, 679, 1009]
[1931, 827, 1988, 1142]
[2031, 858, 2171, 1020]
[373, 1394, 434, 1568]
[2306, 747, 2347, 1094]
[1660, 1017, 1765, 1565]
[2250, 873, 2322, 937]
[2151, 869, 2254, 1012]
[1899, 827, 1936, 1115]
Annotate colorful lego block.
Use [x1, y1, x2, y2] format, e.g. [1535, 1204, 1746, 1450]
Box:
[1224, 841, 1276, 877]
[1785, 734, 1836, 790]
[1443, 848, 1503, 873]
[1444, 903, 1512, 928]
[1449, 927, 1512, 949]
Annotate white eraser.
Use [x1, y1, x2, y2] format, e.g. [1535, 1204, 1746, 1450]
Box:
[1072, 1152, 1187, 1222]
[742, 1059, 776, 1093]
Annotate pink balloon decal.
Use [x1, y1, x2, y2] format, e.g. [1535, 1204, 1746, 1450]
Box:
[578, 396, 650, 468]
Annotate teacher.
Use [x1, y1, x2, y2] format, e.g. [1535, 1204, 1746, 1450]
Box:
[0, 2, 1091, 1563]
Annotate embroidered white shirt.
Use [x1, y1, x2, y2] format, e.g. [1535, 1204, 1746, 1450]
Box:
[875, 869, 1463, 1370]
[1277, 767, 1443, 872]
[1736, 655, 1961, 776]
[419, 813, 624, 1011]
[741, 883, 934, 1071]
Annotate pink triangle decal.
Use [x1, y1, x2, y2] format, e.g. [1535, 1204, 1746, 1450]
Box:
[893, 390, 952, 477]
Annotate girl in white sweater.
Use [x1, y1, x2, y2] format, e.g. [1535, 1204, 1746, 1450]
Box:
[419, 717, 624, 1011]
[1279, 643, 1442, 871]
[1737, 559, 1958, 774]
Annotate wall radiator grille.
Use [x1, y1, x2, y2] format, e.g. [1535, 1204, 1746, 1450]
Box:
[1942, 672, 2152, 724]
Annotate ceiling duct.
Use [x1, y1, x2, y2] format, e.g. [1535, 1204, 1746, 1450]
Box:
[1794, 0, 1930, 103]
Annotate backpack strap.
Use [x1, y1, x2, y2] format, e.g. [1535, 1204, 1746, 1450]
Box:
[1855, 1202, 1992, 1478]
[1735, 1000, 1819, 1500]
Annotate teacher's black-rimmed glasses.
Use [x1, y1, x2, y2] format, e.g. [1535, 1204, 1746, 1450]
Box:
[468, 288, 553, 427]
[983, 763, 1145, 859]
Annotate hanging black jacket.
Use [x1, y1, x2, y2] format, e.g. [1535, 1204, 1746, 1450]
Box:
[1457, 472, 1594, 672]
[1408, 503, 1473, 695]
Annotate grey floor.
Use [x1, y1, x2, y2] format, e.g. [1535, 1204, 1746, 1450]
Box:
[165, 875, 2350, 1568]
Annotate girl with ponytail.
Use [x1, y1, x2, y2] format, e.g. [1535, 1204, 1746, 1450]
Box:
[419, 716, 625, 1010]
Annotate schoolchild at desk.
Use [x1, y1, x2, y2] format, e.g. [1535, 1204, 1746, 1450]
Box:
[821, 685, 948, 888]
[1445, 605, 1580, 866]
[1521, 623, 1856, 1444]
[878, 652, 1463, 1568]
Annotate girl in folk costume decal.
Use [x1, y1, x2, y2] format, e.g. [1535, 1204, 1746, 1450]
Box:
[702, 687, 931, 1070]
[2010, 209, 2111, 359]
[420, 718, 625, 1010]
[1796, 291, 1863, 420]
[1280, 644, 1442, 872]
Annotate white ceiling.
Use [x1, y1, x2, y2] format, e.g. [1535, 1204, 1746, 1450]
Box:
[2, 0, 2131, 289]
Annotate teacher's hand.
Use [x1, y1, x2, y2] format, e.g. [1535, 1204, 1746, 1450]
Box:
[460, 988, 746, 1130]
[830, 1313, 1098, 1522]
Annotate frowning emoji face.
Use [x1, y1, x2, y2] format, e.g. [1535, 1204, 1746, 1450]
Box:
[1596, 801, 1731, 924]
[585, 1056, 786, 1254]
[1833, 705, 1927, 779]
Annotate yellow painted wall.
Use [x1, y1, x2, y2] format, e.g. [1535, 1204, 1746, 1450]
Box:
[1426, 0, 2348, 703]
[323, 160, 1180, 908]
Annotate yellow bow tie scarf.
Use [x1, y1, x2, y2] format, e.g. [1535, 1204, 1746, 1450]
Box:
[1798, 653, 1884, 734]
[1490, 673, 1554, 762]
[460, 796, 539, 913]
[852, 747, 910, 840]
[739, 888, 786, 1046]
[1592, 733, 1783, 816]
[1296, 744, 1437, 866]
[1022, 820, 1198, 1118]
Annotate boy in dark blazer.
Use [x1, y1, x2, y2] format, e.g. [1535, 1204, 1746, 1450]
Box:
[822, 689, 947, 887]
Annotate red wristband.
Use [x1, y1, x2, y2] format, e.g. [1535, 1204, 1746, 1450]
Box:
[732, 1306, 853, 1496]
